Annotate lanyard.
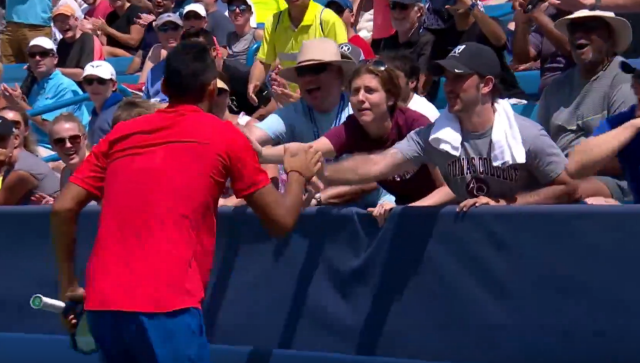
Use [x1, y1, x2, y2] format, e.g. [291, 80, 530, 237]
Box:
[307, 94, 346, 140]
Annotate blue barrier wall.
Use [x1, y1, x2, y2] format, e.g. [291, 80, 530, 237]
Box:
[2, 205, 640, 363]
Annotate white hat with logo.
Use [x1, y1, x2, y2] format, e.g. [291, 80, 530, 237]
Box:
[82, 61, 116, 80]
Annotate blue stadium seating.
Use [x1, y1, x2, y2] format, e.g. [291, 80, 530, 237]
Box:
[105, 57, 134, 75]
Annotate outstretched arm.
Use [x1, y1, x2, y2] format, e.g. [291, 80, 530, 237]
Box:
[321, 148, 416, 186]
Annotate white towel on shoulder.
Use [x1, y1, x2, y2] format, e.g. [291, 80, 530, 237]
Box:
[428, 99, 526, 166]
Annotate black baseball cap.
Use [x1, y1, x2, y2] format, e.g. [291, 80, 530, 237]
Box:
[0, 116, 15, 137]
[429, 42, 501, 78]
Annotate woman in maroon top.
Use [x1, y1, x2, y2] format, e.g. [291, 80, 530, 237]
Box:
[256, 61, 451, 220]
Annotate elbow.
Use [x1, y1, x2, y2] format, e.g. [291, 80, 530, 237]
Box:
[266, 217, 298, 238]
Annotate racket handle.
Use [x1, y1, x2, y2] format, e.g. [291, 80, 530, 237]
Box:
[30, 294, 66, 314]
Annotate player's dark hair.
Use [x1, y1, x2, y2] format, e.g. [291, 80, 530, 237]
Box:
[378, 51, 420, 85]
[163, 40, 218, 104]
[180, 28, 217, 49]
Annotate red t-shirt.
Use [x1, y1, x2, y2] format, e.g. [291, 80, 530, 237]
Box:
[323, 107, 435, 205]
[348, 34, 375, 60]
[70, 105, 270, 313]
[85, 0, 114, 20]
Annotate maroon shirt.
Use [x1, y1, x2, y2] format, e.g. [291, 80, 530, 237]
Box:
[324, 107, 436, 205]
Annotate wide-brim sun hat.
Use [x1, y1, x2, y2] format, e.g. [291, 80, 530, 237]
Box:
[554, 10, 632, 54]
[279, 38, 357, 84]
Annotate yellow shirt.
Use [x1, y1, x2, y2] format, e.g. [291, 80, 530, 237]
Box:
[257, 1, 348, 70]
[252, 0, 288, 25]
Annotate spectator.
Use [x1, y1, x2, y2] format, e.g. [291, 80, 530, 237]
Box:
[144, 27, 213, 103]
[138, 13, 183, 88]
[423, 0, 525, 101]
[126, 0, 175, 80]
[202, 0, 235, 57]
[510, 1, 573, 92]
[378, 52, 440, 121]
[247, 0, 348, 100]
[226, 0, 262, 64]
[257, 58, 446, 216]
[95, 0, 149, 56]
[1, 0, 52, 64]
[0, 104, 38, 155]
[317, 43, 578, 209]
[537, 10, 635, 203]
[111, 98, 161, 127]
[245, 38, 382, 207]
[54, 4, 104, 83]
[182, 3, 208, 30]
[371, 0, 433, 93]
[324, 0, 375, 59]
[53, 0, 86, 46]
[84, 0, 114, 19]
[49, 113, 88, 189]
[567, 59, 640, 204]
[0, 37, 89, 157]
[0, 107, 60, 205]
[83, 61, 123, 147]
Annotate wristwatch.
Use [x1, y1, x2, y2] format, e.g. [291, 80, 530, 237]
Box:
[314, 193, 323, 206]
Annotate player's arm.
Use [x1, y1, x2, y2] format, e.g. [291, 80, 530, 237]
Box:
[227, 126, 321, 237]
[51, 183, 95, 298]
[258, 137, 336, 164]
[52, 139, 107, 298]
[320, 148, 415, 186]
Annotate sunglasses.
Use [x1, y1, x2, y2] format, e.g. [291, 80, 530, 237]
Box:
[52, 134, 83, 148]
[389, 2, 411, 11]
[228, 4, 250, 12]
[295, 63, 329, 78]
[28, 51, 54, 59]
[157, 23, 182, 33]
[360, 58, 388, 72]
[567, 21, 606, 35]
[183, 12, 204, 21]
[82, 78, 109, 86]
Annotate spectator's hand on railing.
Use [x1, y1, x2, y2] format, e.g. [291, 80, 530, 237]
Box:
[135, 13, 156, 27]
[283, 143, 323, 181]
[367, 202, 395, 227]
[31, 192, 55, 205]
[1, 83, 23, 107]
[457, 196, 507, 212]
[583, 197, 621, 205]
[307, 176, 325, 194]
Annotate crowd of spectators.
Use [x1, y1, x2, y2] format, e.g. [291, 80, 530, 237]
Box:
[0, 0, 639, 225]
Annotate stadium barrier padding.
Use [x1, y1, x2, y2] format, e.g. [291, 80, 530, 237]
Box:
[2, 205, 640, 363]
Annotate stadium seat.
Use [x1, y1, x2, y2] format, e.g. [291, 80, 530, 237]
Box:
[3, 64, 28, 85]
[116, 74, 141, 85]
[105, 57, 134, 75]
[246, 41, 262, 67]
[485, 2, 514, 23]
[514, 70, 541, 99]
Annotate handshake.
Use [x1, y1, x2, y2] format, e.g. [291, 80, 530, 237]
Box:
[281, 144, 324, 181]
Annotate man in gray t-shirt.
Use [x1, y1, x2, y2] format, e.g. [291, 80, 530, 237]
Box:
[393, 115, 567, 202]
[537, 11, 636, 202]
[318, 42, 577, 209]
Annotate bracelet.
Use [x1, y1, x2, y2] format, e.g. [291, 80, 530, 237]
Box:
[286, 170, 304, 178]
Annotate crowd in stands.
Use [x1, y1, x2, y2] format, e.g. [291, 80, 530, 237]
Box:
[0, 0, 639, 224]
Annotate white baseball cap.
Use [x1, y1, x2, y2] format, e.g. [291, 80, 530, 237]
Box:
[183, 3, 206, 17]
[28, 37, 56, 52]
[82, 61, 116, 80]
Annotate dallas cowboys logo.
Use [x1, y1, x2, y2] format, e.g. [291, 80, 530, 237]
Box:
[339, 44, 352, 53]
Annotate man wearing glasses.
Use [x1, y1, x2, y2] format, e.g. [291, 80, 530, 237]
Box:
[0, 37, 89, 157]
[567, 59, 640, 204]
[83, 61, 124, 148]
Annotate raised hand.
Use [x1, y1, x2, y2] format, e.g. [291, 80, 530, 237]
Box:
[283, 143, 322, 181]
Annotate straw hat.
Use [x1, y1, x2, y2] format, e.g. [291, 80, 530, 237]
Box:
[279, 38, 357, 83]
[554, 10, 632, 54]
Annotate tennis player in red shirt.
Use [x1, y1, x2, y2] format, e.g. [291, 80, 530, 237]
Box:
[51, 40, 322, 363]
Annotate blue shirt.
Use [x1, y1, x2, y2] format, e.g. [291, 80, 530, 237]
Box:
[6, 0, 51, 26]
[143, 59, 168, 103]
[88, 93, 124, 146]
[592, 105, 640, 203]
[257, 94, 352, 144]
[28, 70, 90, 149]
